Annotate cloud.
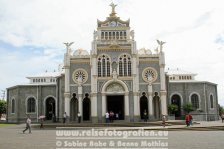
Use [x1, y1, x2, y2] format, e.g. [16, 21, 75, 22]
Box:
[0, 0, 224, 105]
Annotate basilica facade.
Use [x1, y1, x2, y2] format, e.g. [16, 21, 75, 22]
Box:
[6, 4, 219, 123]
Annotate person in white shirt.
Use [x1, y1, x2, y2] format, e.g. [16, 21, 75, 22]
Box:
[23, 116, 32, 133]
[77, 112, 81, 123]
[105, 112, 109, 123]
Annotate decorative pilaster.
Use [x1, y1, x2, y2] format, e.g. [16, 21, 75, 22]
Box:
[133, 92, 140, 118]
[64, 92, 70, 117]
[91, 93, 97, 123]
[78, 86, 83, 120]
[160, 91, 167, 115]
[63, 42, 74, 117]
[158, 40, 167, 116]
[125, 92, 130, 121]
[148, 84, 153, 119]
[102, 93, 106, 118]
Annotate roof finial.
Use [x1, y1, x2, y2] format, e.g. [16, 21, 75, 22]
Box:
[110, 2, 117, 17]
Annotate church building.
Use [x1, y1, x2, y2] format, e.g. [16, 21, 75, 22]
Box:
[6, 3, 219, 123]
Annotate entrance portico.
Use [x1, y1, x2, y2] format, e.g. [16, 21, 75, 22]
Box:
[101, 79, 130, 122]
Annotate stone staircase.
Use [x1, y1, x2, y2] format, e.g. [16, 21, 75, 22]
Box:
[32, 120, 224, 131]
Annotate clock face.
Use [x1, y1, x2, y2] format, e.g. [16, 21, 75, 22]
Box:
[142, 67, 158, 83]
[109, 21, 117, 27]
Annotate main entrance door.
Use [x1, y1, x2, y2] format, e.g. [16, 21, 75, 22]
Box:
[107, 95, 124, 120]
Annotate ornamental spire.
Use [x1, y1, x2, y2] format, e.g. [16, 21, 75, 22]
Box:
[109, 2, 117, 17]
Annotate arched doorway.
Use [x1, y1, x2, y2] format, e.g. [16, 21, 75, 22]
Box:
[101, 79, 129, 122]
[70, 93, 78, 121]
[153, 92, 161, 120]
[140, 92, 148, 119]
[83, 93, 91, 121]
[107, 95, 124, 120]
[45, 97, 55, 120]
[171, 94, 181, 118]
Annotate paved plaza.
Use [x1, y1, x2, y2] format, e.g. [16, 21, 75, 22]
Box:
[0, 122, 224, 149]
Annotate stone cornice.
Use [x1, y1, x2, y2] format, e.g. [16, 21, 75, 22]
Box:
[133, 92, 139, 96]
[64, 92, 70, 98]
[90, 93, 97, 97]
[160, 90, 167, 96]
[97, 48, 131, 52]
[139, 59, 159, 63]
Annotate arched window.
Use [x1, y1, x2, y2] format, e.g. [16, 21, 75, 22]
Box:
[11, 99, 15, 113]
[119, 60, 123, 76]
[102, 58, 106, 76]
[123, 58, 127, 76]
[191, 94, 199, 110]
[107, 58, 110, 77]
[118, 54, 132, 76]
[210, 95, 214, 108]
[128, 58, 131, 76]
[98, 60, 101, 77]
[27, 97, 36, 113]
[98, 54, 111, 77]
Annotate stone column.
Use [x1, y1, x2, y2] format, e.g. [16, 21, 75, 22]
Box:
[64, 52, 70, 117]
[148, 84, 153, 119]
[125, 92, 130, 121]
[91, 93, 97, 123]
[132, 53, 140, 122]
[64, 93, 70, 118]
[78, 86, 83, 121]
[133, 92, 140, 121]
[159, 51, 167, 116]
[102, 93, 106, 122]
[91, 54, 98, 122]
[161, 91, 167, 115]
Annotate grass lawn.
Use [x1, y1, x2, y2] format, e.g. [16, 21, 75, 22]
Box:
[0, 123, 16, 127]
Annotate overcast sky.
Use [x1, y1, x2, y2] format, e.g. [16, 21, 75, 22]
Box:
[0, 0, 223, 105]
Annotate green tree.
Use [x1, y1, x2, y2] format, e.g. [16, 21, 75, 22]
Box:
[183, 102, 194, 114]
[218, 104, 224, 116]
[168, 104, 178, 115]
[0, 99, 7, 117]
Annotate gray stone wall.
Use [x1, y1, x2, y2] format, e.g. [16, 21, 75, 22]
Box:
[70, 62, 91, 85]
[7, 87, 19, 123]
[168, 81, 219, 121]
[138, 61, 160, 84]
[7, 84, 57, 123]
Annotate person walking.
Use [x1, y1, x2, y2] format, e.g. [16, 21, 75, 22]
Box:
[77, 112, 81, 123]
[63, 112, 67, 124]
[189, 114, 193, 126]
[23, 116, 32, 134]
[185, 113, 190, 127]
